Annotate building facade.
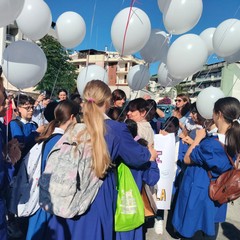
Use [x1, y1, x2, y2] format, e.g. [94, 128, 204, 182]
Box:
[69, 49, 146, 86]
[150, 61, 240, 101]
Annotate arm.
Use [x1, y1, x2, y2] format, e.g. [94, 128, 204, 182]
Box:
[156, 108, 165, 118]
[142, 161, 160, 186]
[184, 129, 206, 164]
[106, 121, 155, 168]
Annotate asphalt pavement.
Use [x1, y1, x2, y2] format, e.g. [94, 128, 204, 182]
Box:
[145, 198, 240, 240]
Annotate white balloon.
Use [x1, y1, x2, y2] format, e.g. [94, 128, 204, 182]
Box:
[127, 65, 150, 91]
[157, 0, 167, 13]
[157, 63, 182, 87]
[56, 11, 86, 49]
[140, 29, 169, 63]
[200, 28, 216, 56]
[111, 7, 151, 55]
[213, 19, 240, 58]
[2, 40, 47, 89]
[167, 34, 208, 79]
[77, 65, 108, 95]
[157, 63, 168, 86]
[224, 48, 240, 64]
[163, 0, 203, 35]
[0, 0, 25, 28]
[196, 87, 225, 119]
[16, 0, 52, 41]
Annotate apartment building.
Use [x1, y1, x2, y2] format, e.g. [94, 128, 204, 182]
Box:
[150, 61, 240, 101]
[69, 49, 148, 97]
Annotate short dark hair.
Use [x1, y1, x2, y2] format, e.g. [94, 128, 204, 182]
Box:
[57, 89, 68, 95]
[14, 94, 35, 107]
[127, 98, 148, 114]
[112, 89, 126, 102]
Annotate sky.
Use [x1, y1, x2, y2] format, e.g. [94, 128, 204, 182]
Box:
[44, 0, 240, 74]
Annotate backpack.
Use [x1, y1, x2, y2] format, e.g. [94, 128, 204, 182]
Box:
[7, 133, 61, 217]
[208, 153, 240, 205]
[39, 123, 103, 218]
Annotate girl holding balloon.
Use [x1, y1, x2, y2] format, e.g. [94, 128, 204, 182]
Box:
[172, 97, 240, 239]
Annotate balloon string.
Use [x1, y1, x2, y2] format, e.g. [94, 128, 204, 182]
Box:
[50, 67, 61, 100]
[90, 0, 97, 44]
[121, 0, 136, 56]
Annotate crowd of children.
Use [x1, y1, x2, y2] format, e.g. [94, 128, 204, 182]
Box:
[0, 67, 240, 240]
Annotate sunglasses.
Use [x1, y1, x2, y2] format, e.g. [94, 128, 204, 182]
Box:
[175, 99, 182, 103]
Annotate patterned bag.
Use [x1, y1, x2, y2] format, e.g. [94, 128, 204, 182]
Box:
[115, 163, 145, 232]
[39, 123, 103, 218]
[7, 134, 61, 217]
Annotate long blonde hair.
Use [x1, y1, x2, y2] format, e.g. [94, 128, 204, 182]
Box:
[82, 80, 111, 178]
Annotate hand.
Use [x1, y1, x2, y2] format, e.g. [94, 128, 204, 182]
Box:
[36, 125, 46, 134]
[7, 139, 21, 164]
[148, 144, 158, 161]
[159, 129, 168, 136]
[182, 136, 194, 145]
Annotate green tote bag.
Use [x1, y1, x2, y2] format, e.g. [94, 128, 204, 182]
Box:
[114, 163, 145, 232]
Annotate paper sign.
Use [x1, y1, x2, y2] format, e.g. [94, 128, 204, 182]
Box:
[154, 133, 176, 209]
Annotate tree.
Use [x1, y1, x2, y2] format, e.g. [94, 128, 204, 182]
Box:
[37, 35, 77, 98]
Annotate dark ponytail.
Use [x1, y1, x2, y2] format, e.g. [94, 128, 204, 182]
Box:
[214, 97, 240, 156]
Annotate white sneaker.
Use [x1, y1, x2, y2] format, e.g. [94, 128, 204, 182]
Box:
[154, 219, 164, 235]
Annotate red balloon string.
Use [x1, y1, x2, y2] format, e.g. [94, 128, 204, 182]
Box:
[121, 0, 136, 56]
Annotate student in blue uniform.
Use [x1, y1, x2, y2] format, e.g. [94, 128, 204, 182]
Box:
[8, 94, 43, 165]
[26, 100, 80, 240]
[172, 97, 240, 239]
[43, 80, 157, 240]
[115, 119, 159, 240]
[0, 89, 21, 240]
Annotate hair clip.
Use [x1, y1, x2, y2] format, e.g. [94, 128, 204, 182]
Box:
[88, 98, 95, 103]
[232, 118, 240, 124]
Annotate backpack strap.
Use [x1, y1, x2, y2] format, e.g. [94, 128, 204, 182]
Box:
[208, 140, 239, 179]
[41, 133, 63, 156]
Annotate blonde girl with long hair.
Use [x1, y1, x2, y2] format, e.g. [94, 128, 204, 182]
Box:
[44, 80, 157, 240]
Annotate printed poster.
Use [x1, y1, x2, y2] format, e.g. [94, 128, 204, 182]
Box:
[154, 133, 176, 210]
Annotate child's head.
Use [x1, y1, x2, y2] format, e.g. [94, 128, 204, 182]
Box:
[146, 99, 157, 122]
[125, 119, 148, 147]
[163, 116, 179, 135]
[107, 107, 126, 122]
[15, 94, 35, 121]
[190, 102, 205, 126]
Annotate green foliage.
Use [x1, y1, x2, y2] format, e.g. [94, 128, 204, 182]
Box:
[37, 35, 77, 98]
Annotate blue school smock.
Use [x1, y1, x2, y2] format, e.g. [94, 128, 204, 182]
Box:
[26, 131, 63, 240]
[172, 135, 231, 238]
[116, 161, 160, 240]
[44, 120, 151, 240]
[0, 122, 7, 240]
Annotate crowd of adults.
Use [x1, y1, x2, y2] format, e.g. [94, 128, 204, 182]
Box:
[0, 66, 240, 240]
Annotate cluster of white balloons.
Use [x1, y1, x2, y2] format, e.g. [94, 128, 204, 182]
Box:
[0, 0, 87, 89]
[0, 0, 49, 89]
[110, 1, 205, 91]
